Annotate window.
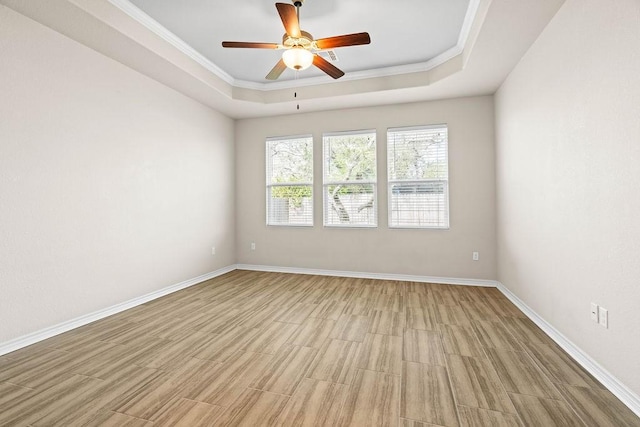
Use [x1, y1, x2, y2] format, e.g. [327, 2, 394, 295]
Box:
[323, 130, 377, 227]
[387, 125, 449, 228]
[266, 135, 313, 226]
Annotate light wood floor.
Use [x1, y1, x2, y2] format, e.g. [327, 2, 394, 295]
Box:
[1, 270, 639, 426]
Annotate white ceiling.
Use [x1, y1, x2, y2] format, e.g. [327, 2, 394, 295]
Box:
[128, 0, 471, 84]
[0, 0, 566, 119]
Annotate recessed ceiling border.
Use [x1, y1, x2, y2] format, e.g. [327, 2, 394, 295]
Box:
[106, 0, 235, 85]
[107, 0, 480, 91]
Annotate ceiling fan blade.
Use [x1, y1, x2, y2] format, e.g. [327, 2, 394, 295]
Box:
[266, 59, 287, 80]
[222, 41, 279, 49]
[315, 32, 371, 50]
[276, 3, 301, 38]
[313, 55, 345, 79]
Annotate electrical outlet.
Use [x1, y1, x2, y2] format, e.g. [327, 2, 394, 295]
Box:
[590, 303, 599, 322]
[251, 242, 256, 251]
[598, 306, 608, 328]
[472, 251, 479, 261]
[211, 246, 216, 255]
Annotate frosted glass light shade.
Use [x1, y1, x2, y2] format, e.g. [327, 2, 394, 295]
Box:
[282, 48, 314, 71]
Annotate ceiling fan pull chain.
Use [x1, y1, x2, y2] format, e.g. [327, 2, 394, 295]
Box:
[295, 68, 301, 110]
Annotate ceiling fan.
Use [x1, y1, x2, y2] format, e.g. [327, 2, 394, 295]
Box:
[222, 1, 371, 80]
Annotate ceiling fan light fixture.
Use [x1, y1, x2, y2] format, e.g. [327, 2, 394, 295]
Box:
[222, 2, 369, 80]
[282, 47, 314, 71]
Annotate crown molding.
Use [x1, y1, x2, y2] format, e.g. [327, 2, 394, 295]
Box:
[107, 0, 481, 92]
[106, 0, 235, 85]
[233, 44, 464, 91]
[459, 0, 481, 48]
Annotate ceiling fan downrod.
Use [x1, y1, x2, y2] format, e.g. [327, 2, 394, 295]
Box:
[294, 1, 302, 20]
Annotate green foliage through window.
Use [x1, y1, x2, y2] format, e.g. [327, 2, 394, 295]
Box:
[266, 136, 313, 226]
[323, 131, 377, 226]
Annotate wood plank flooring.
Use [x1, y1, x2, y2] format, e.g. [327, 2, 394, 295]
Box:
[1, 270, 639, 426]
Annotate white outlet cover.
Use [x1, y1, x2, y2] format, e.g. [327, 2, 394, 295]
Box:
[472, 252, 479, 261]
[598, 306, 608, 328]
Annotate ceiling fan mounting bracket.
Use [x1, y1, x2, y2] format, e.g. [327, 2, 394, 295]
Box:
[293, 0, 304, 7]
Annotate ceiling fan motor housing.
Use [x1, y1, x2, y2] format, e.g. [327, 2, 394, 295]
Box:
[282, 31, 314, 49]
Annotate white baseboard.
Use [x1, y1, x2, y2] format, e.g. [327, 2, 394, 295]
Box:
[236, 264, 498, 288]
[4, 264, 637, 418]
[496, 282, 640, 418]
[3, 263, 493, 357]
[0, 265, 236, 357]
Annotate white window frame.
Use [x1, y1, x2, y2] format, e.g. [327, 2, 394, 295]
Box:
[266, 135, 314, 227]
[322, 129, 377, 228]
[387, 124, 449, 229]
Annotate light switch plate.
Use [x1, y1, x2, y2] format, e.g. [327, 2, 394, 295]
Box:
[590, 303, 599, 322]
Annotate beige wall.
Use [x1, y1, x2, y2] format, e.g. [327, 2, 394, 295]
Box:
[495, 0, 640, 394]
[236, 96, 496, 280]
[3, 0, 638, 401]
[0, 6, 235, 343]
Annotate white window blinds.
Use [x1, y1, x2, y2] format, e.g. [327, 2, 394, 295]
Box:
[323, 130, 377, 227]
[387, 125, 449, 229]
[266, 135, 313, 226]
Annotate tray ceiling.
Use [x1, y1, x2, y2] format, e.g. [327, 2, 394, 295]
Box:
[0, 0, 565, 118]
[129, 0, 472, 84]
